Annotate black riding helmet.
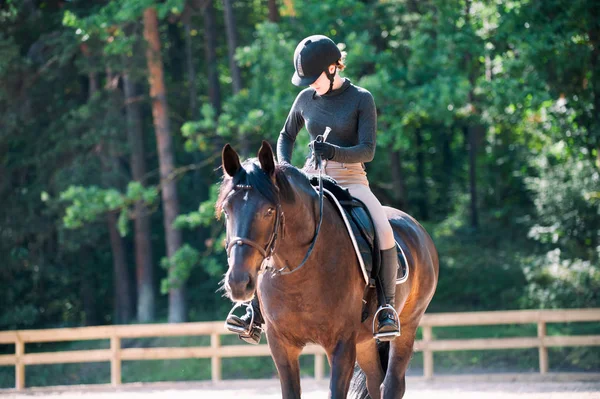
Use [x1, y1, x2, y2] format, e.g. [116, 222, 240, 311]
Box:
[292, 35, 342, 94]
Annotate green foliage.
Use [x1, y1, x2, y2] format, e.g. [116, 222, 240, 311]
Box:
[522, 249, 600, 309]
[60, 182, 158, 236]
[1, 0, 599, 374]
[526, 150, 600, 259]
[160, 244, 201, 294]
[175, 184, 221, 230]
[428, 212, 529, 312]
[181, 104, 217, 152]
[211, 22, 297, 153]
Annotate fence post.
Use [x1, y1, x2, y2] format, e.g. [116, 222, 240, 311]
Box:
[422, 326, 434, 380]
[537, 321, 548, 374]
[211, 333, 222, 382]
[15, 336, 25, 390]
[314, 353, 325, 381]
[111, 336, 121, 386]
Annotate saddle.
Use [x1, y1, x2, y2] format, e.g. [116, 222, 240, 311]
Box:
[309, 176, 409, 286]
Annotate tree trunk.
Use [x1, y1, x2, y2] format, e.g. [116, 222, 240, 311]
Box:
[223, 0, 249, 156]
[267, 0, 280, 22]
[464, 0, 479, 229]
[88, 73, 98, 98]
[588, 5, 600, 170]
[390, 149, 407, 210]
[439, 128, 453, 214]
[123, 70, 156, 323]
[143, 7, 186, 323]
[223, 0, 242, 94]
[80, 265, 98, 326]
[183, 21, 206, 191]
[465, 125, 479, 229]
[103, 68, 134, 325]
[102, 156, 133, 325]
[184, 23, 199, 121]
[107, 211, 134, 324]
[86, 60, 133, 325]
[415, 128, 429, 220]
[203, 0, 221, 114]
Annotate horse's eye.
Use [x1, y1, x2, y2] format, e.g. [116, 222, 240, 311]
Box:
[265, 207, 275, 217]
[223, 210, 229, 219]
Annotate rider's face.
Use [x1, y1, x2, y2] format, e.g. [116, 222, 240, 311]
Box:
[309, 65, 336, 95]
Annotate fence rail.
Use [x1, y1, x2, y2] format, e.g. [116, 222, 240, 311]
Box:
[0, 308, 599, 390]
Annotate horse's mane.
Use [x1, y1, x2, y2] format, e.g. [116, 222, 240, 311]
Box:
[216, 159, 301, 218]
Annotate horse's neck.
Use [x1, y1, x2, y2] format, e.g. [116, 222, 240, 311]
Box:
[285, 184, 319, 243]
[264, 175, 361, 303]
[273, 174, 321, 268]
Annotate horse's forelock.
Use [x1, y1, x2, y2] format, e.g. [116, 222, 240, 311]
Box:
[216, 160, 298, 219]
[244, 160, 290, 205]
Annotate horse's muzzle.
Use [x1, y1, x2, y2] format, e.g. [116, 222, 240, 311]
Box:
[225, 269, 256, 302]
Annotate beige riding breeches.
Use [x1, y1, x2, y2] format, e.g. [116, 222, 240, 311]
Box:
[303, 160, 396, 250]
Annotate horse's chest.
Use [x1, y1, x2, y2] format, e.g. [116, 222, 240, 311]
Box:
[259, 281, 363, 344]
[261, 288, 318, 316]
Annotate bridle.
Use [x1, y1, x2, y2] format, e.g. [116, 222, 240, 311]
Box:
[224, 168, 325, 277]
[224, 188, 284, 263]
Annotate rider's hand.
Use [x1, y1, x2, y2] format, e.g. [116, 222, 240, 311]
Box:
[310, 140, 336, 160]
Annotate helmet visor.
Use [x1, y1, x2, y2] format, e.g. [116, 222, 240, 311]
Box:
[291, 70, 322, 87]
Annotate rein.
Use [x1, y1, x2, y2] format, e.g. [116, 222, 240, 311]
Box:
[274, 164, 324, 276]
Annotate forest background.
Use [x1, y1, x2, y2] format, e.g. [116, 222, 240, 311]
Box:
[1, 0, 599, 385]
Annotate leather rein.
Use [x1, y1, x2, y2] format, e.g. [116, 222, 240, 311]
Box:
[224, 166, 325, 277]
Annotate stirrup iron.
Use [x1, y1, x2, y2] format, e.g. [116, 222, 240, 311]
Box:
[373, 304, 401, 340]
[225, 302, 255, 335]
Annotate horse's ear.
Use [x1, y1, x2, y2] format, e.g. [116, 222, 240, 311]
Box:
[222, 143, 241, 177]
[258, 140, 276, 178]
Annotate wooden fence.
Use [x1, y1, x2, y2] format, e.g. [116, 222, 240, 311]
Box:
[0, 308, 599, 390]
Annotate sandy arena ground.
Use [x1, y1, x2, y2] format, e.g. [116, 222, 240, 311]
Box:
[2, 376, 600, 399]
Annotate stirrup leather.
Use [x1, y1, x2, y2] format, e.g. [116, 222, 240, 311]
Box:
[225, 302, 256, 335]
[373, 304, 401, 340]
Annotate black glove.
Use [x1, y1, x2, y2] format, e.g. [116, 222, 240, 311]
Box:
[311, 140, 336, 160]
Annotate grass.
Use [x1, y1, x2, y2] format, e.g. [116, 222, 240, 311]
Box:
[0, 323, 598, 389]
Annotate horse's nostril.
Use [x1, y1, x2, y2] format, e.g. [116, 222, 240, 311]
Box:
[229, 270, 249, 286]
[246, 276, 256, 292]
[226, 269, 257, 302]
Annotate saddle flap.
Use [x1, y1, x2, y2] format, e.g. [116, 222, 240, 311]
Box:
[319, 192, 377, 282]
[311, 176, 409, 286]
[348, 204, 376, 252]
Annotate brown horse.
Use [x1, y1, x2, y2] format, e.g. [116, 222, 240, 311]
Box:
[217, 141, 438, 399]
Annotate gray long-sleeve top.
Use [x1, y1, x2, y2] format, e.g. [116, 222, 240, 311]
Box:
[276, 79, 377, 164]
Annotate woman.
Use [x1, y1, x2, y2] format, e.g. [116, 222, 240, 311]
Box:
[226, 35, 400, 344]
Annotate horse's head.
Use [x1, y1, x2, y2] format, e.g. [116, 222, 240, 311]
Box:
[217, 141, 290, 302]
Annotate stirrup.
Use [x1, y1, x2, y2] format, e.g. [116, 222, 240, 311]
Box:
[224, 302, 255, 335]
[239, 325, 263, 345]
[373, 304, 401, 341]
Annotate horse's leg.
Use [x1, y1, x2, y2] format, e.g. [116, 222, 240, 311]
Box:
[327, 338, 357, 399]
[356, 339, 385, 399]
[381, 324, 418, 399]
[266, 329, 303, 399]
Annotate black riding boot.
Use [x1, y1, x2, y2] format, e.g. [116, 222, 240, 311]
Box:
[374, 247, 400, 341]
[225, 296, 264, 345]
